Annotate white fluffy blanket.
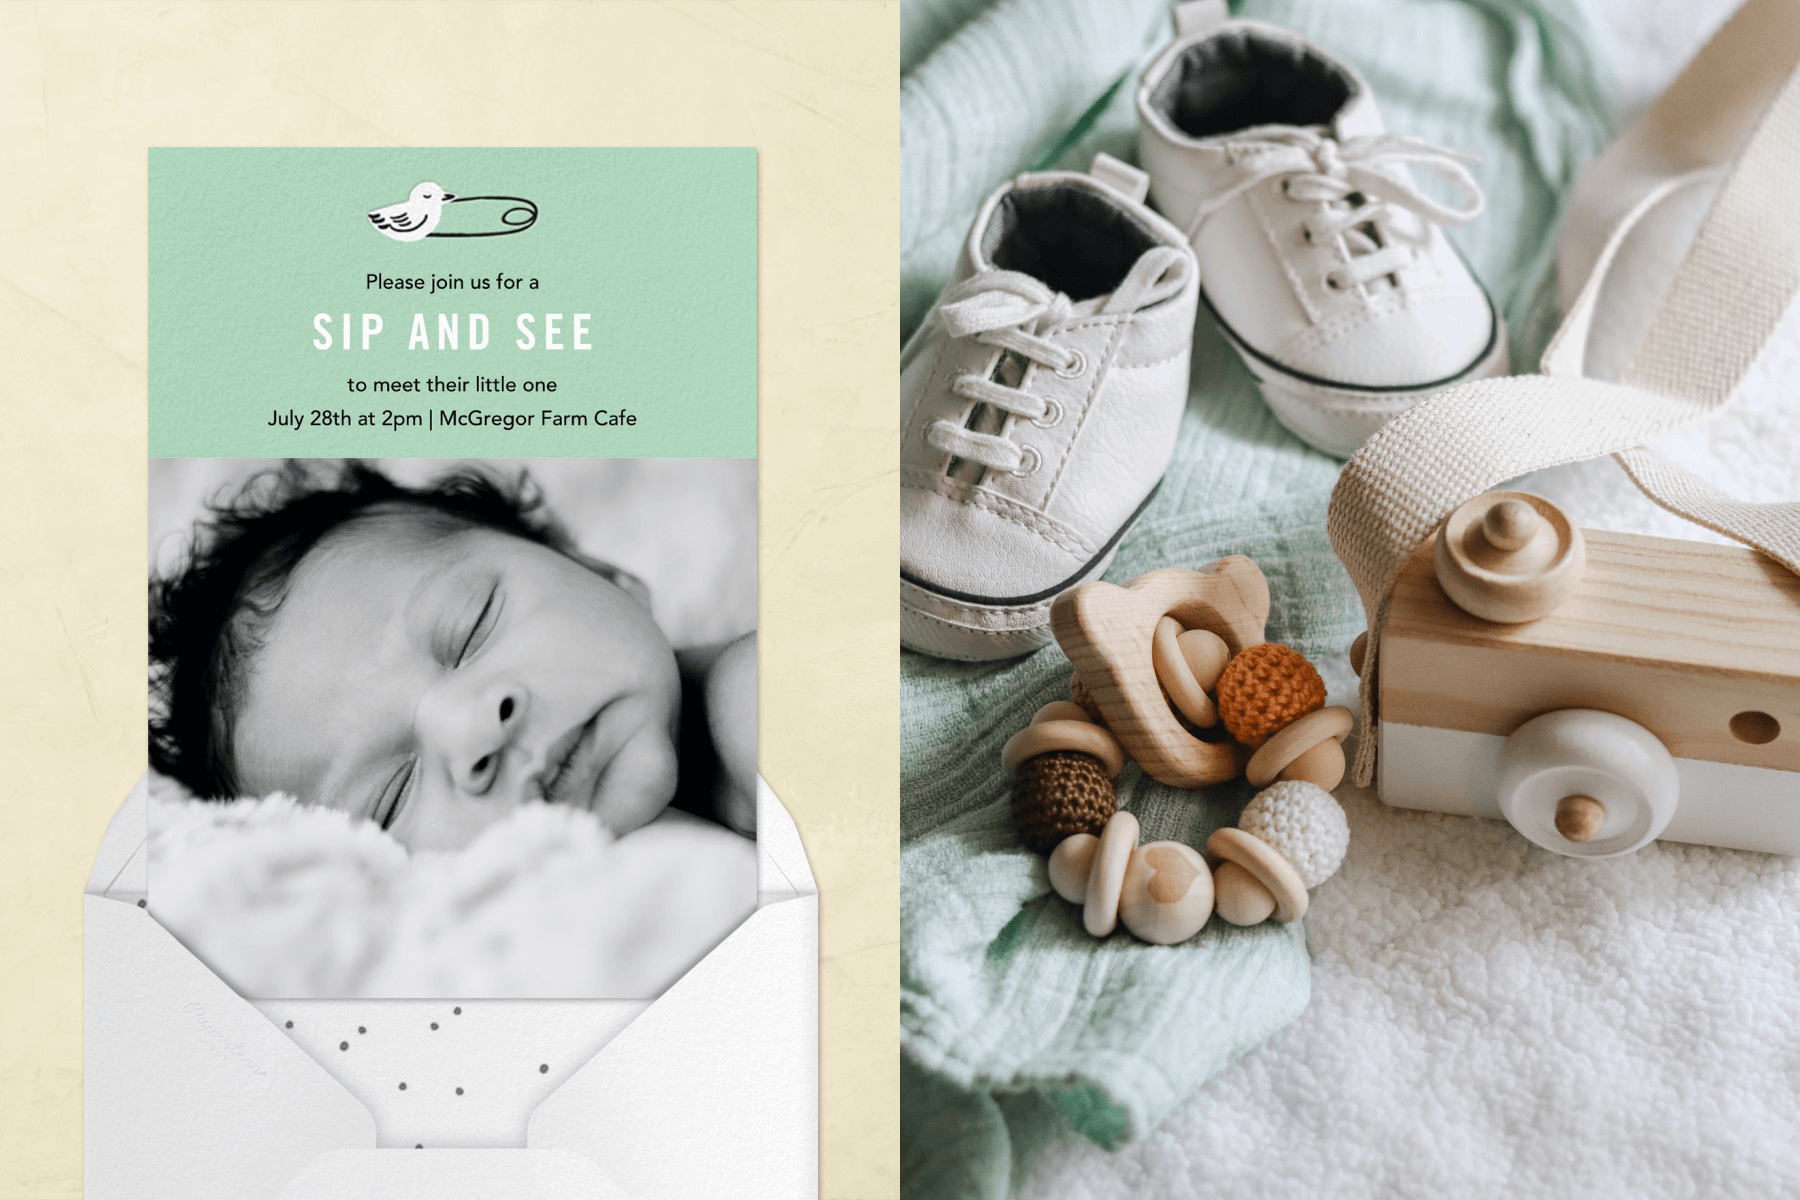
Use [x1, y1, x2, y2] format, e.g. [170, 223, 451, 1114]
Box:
[148, 781, 756, 999]
[1018, 774, 1800, 1198]
[1012, 2, 1800, 1195]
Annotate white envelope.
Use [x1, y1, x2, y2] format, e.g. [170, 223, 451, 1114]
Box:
[84, 774, 818, 1199]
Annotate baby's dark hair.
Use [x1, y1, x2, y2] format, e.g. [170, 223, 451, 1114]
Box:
[150, 460, 580, 799]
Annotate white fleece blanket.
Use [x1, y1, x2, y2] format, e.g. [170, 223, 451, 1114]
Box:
[148, 778, 757, 999]
[1014, 3, 1800, 1195]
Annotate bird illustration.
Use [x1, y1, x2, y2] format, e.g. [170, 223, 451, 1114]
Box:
[367, 181, 457, 242]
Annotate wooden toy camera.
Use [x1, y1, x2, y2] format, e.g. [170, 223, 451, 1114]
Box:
[1372, 491, 1800, 857]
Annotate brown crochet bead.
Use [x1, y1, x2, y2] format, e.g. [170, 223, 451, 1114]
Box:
[1011, 751, 1117, 854]
[1214, 643, 1326, 748]
[1069, 675, 1106, 723]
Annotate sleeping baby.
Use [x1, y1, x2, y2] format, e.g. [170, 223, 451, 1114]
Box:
[149, 460, 756, 853]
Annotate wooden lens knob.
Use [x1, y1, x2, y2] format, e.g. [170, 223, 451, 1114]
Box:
[1555, 794, 1606, 843]
[1482, 498, 1540, 552]
[1434, 491, 1585, 624]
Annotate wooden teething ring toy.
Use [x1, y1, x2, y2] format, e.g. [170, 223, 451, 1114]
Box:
[1051, 556, 1270, 788]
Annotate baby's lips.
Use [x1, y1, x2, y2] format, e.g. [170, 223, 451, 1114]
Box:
[533, 713, 599, 806]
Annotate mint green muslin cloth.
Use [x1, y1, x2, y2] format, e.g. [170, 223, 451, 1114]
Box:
[901, 0, 1613, 1194]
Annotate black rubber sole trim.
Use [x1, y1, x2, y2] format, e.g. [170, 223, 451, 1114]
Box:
[1198, 285, 1501, 395]
[900, 479, 1162, 607]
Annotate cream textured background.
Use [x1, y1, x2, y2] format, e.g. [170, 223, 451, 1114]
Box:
[0, 4, 897, 1197]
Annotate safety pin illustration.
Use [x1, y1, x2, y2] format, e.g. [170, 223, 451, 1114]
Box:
[367, 182, 538, 242]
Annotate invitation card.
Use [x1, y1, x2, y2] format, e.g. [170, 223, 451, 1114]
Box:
[147, 147, 759, 1000]
[85, 147, 814, 1196]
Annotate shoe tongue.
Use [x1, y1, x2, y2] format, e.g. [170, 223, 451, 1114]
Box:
[1213, 93, 1380, 147]
[1229, 121, 1332, 144]
[1333, 85, 1384, 140]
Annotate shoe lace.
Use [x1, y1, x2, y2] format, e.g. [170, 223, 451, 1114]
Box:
[926, 247, 1191, 474]
[1191, 128, 1484, 291]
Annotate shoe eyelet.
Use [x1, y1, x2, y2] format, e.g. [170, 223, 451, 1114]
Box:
[1053, 349, 1087, 379]
[1030, 398, 1063, 429]
[1323, 272, 1348, 293]
[1009, 445, 1042, 477]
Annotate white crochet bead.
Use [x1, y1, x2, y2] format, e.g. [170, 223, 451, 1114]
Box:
[1240, 781, 1350, 888]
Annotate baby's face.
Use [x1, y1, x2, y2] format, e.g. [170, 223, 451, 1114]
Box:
[231, 511, 681, 851]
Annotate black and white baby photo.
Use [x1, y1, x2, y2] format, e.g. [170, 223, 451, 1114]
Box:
[146, 457, 757, 999]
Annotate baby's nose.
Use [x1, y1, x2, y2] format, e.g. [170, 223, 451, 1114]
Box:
[431, 683, 527, 797]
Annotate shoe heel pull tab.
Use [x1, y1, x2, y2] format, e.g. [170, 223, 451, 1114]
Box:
[1172, 0, 1228, 38]
[1089, 153, 1149, 204]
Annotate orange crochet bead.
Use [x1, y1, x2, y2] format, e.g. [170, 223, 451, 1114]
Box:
[1214, 643, 1326, 748]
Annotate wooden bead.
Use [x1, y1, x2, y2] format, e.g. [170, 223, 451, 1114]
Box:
[1246, 706, 1354, 786]
[1349, 631, 1368, 676]
[1032, 700, 1095, 726]
[1047, 833, 1099, 903]
[1206, 827, 1308, 923]
[1118, 842, 1213, 943]
[1434, 491, 1586, 624]
[1084, 812, 1140, 936]
[1178, 628, 1231, 691]
[1278, 737, 1346, 791]
[1051, 558, 1270, 789]
[1153, 617, 1218, 728]
[1554, 794, 1606, 844]
[1212, 860, 1275, 926]
[1001, 720, 1126, 777]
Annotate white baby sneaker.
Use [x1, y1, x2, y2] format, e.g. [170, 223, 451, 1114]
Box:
[901, 155, 1199, 661]
[1136, 1, 1507, 457]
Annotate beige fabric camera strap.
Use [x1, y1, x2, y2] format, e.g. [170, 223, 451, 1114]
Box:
[1327, 0, 1800, 786]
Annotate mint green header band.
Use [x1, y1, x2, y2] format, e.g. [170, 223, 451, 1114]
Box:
[151, 148, 756, 458]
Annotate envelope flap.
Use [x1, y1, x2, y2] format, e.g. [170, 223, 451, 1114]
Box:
[86, 773, 147, 898]
[84, 896, 375, 1199]
[757, 774, 816, 897]
[276, 1150, 630, 1199]
[529, 894, 818, 1200]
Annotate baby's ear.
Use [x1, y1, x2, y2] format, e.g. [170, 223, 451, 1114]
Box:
[572, 551, 653, 611]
